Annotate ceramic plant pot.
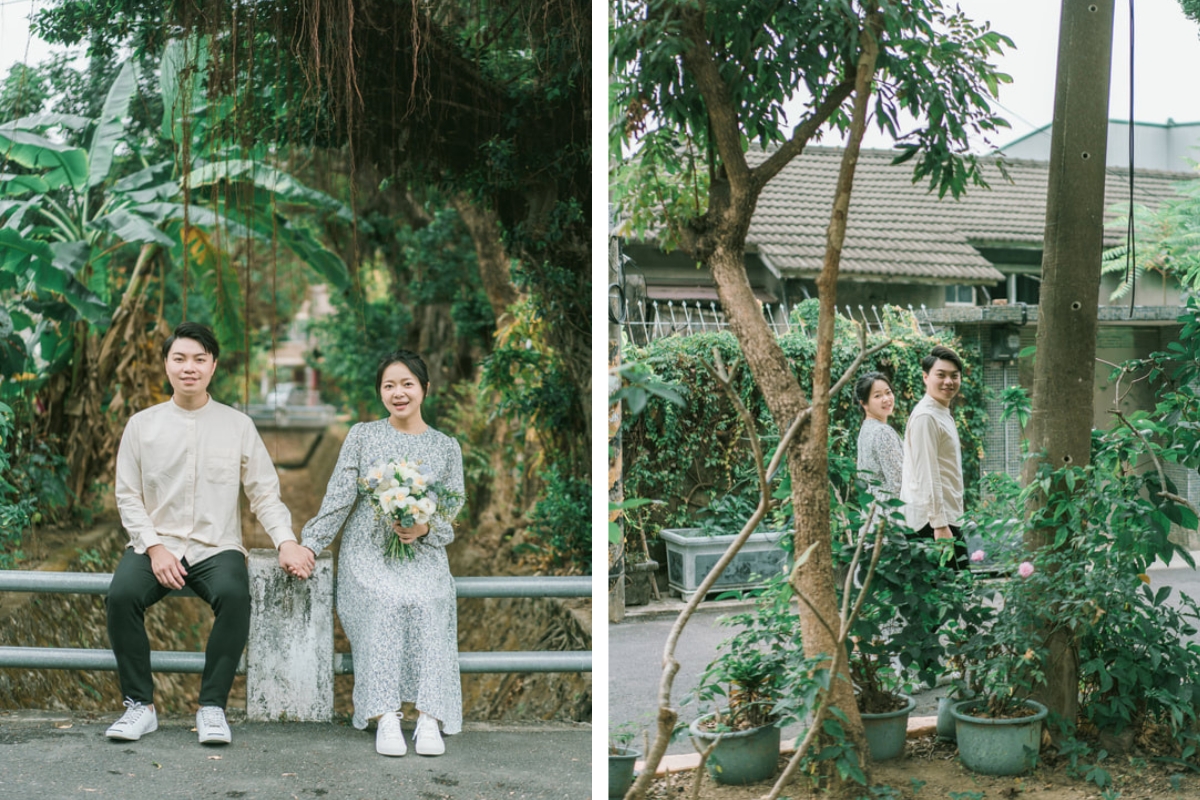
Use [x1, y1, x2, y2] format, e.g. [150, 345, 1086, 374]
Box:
[951, 699, 1048, 776]
[607, 746, 640, 798]
[860, 693, 916, 761]
[688, 713, 781, 785]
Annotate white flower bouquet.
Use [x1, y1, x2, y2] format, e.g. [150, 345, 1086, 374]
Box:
[358, 459, 460, 560]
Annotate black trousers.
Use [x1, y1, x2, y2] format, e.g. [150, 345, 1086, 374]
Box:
[106, 548, 250, 708]
[911, 523, 969, 571]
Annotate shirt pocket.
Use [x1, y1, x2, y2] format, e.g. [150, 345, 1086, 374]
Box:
[204, 449, 240, 485]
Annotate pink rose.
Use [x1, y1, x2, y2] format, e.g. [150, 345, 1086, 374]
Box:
[1018, 561, 1034, 578]
[970, 550, 986, 563]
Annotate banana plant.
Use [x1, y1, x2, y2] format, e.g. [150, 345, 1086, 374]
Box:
[0, 40, 355, 383]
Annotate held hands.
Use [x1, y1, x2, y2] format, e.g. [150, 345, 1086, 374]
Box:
[392, 520, 430, 545]
[147, 544, 187, 590]
[279, 541, 316, 580]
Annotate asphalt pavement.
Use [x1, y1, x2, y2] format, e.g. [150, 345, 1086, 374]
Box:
[0, 710, 590, 800]
[609, 555, 1200, 757]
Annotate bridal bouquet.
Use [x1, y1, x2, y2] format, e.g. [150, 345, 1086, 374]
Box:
[358, 459, 460, 560]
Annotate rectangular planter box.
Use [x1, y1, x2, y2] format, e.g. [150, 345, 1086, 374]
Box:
[659, 528, 789, 601]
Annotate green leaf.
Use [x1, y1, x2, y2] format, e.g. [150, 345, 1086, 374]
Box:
[160, 36, 209, 144]
[185, 160, 353, 219]
[88, 209, 176, 248]
[0, 230, 107, 323]
[0, 126, 88, 191]
[88, 60, 138, 188]
[182, 225, 244, 350]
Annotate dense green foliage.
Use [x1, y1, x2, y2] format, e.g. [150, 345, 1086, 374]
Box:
[610, 0, 1013, 250]
[620, 303, 989, 543]
[4, 0, 590, 572]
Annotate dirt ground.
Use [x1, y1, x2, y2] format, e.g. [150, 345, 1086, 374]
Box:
[647, 735, 1200, 799]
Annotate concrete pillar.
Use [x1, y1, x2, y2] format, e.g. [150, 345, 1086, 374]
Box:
[246, 548, 333, 721]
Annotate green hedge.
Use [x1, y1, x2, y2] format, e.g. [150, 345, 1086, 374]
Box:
[620, 302, 989, 542]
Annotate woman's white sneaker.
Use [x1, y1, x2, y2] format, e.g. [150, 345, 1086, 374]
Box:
[105, 699, 157, 741]
[375, 711, 407, 757]
[413, 713, 445, 756]
[196, 706, 232, 744]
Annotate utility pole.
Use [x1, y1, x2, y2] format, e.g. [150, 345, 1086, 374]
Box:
[609, 235, 626, 623]
[1023, 0, 1115, 730]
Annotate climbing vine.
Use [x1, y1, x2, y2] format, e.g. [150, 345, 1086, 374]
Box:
[621, 303, 989, 546]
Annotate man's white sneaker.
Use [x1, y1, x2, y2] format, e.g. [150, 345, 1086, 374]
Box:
[105, 699, 157, 741]
[196, 706, 231, 744]
[375, 711, 406, 757]
[413, 713, 445, 756]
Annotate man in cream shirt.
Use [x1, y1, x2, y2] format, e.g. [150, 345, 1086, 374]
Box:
[105, 322, 315, 744]
[900, 344, 968, 569]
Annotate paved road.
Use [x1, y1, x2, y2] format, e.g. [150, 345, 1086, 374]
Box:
[610, 558, 1200, 756]
[0, 711, 589, 800]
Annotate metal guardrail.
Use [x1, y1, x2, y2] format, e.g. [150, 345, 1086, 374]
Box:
[0, 571, 592, 675]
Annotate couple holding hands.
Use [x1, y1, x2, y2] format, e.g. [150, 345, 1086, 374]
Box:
[104, 322, 464, 759]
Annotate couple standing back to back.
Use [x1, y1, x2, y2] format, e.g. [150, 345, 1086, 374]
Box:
[855, 345, 968, 567]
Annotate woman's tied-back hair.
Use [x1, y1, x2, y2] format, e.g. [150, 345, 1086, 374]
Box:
[375, 349, 431, 397]
[854, 371, 893, 409]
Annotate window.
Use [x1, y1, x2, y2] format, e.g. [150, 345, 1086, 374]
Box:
[944, 284, 975, 306]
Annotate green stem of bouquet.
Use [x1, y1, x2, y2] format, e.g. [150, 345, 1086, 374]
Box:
[385, 534, 416, 561]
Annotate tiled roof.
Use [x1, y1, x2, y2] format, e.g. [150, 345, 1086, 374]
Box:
[747, 146, 1193, 282]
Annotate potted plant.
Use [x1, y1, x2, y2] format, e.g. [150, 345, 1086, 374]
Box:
[607, 722, 642, 799]
[836, 502, 966, 761]
[661, 488, 791, 600]
[943, 549, 1049, 776]
[847, 646, 916, 762]
[685, 574, 822, 785]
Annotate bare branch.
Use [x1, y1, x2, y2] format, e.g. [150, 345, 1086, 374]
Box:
[1109, 408, 1199, 515]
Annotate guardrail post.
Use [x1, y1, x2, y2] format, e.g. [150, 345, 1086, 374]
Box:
[246, 548, 334, 722]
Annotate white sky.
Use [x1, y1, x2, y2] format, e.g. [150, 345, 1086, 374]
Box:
[851, 0, 1200, 150]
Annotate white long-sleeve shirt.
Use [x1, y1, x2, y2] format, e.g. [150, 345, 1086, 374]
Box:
[900, 394, 964, 530]
[114, 398, 295, 564]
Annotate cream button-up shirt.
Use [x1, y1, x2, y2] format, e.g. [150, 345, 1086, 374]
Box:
[114, 397, 295, 564]
[900, 393, 965, 531]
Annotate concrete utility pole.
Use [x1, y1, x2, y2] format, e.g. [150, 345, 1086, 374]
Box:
[1023, 0, 1115, 730]
[609, 236, 626, 624]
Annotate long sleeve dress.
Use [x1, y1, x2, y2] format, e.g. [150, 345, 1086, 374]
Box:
[301, 420, 466, 732]
[857, 417, 904, 502]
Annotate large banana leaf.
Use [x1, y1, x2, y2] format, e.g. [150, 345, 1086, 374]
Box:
[0, 127, 88, 191]
[181, 224, 244, 349]
[0, 173, 50, 197]
[111, 161, 177, 204]
[88, 208, 176, 247]
[0, 229, 107, 323]
[186, 160, 353, 220]
[217, 204, 352, 293]
[7, 113, 90, 132]
[88, 60, 138, 188]
[160, 37, 209, 144]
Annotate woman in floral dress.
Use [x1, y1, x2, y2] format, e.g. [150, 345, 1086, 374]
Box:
[300, 350, 465, 758]
[855, 371, 904, 502]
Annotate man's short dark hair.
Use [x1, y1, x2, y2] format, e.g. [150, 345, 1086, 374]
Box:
[922, 345, 963, 374]
[162, 322, 220, 361]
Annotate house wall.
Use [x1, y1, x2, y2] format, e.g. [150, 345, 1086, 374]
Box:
[1098, 269, 1185, 307]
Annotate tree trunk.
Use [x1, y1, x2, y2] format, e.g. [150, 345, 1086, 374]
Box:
[451, 194, 521, 330]
[1022, 0, 1115, 731]
[709, 236, 867, 758]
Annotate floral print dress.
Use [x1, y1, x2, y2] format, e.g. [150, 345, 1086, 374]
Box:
[301, 420, 466, 732]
